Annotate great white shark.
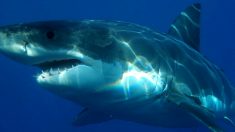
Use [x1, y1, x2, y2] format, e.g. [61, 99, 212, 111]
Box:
[0, 3, 234, 132]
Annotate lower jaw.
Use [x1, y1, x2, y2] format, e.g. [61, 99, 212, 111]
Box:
[36, 64, 94, 87]
[36, 67, 75, 86]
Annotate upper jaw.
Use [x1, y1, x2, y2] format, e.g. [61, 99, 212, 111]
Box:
[34, 58, 83, 77]
[34, 58, 83, 71]
[33, 49, 87, 77]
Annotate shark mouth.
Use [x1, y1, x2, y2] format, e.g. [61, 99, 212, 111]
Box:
[36, 59, 82, 71]
[35, 59, 82, 78]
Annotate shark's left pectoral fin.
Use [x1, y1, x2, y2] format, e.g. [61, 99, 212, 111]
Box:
[73, 108, 113, 126]
[166, 89, 223, 132]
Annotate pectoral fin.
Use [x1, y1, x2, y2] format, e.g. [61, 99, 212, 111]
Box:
[166, 89, 223, 132]
[179, 102, 223, 132]
[224, 116, 235, 127]
[73, 108, 112, 126]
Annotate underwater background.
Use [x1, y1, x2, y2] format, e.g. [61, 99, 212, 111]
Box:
[0, 0, 234, 132]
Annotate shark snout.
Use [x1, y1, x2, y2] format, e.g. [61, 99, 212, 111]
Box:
[0, 32, 31, 65]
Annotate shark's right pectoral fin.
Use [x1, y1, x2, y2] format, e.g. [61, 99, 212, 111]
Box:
[179, 102, 223, 132]
[73, 108, 113, 126]
[166, 89, 223, 132]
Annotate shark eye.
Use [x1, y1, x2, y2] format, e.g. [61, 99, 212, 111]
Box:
[46, 31, 55, 40]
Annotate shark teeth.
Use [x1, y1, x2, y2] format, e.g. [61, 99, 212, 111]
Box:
[40, 64, 78, 78]
[35, 59, 82, 71]
[35, 58, 84, 80]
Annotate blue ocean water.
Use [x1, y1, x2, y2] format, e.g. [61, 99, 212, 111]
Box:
[0, 0, 234, 132]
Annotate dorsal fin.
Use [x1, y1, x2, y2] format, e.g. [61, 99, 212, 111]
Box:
[168, 3, 201, 51]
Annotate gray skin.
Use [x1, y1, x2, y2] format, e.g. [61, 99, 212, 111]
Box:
[0, 4, 234, 132]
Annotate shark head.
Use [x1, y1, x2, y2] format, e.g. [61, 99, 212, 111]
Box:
[0, 20, 130, 103]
